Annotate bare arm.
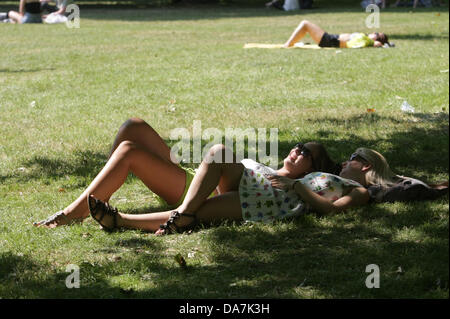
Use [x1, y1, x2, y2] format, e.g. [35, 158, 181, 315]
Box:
[268, 175, 370, 215]
[19, 0, 26, 15]
[293, 181, 369, 214]
[373, 41, 383, 47]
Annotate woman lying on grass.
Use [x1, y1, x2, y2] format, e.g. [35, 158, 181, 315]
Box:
[283, 20, 391, 48]
[34, 118, 338, 228]
[86, 144, 405, 235]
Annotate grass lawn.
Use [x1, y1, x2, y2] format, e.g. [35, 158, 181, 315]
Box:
[0, 4, 448, 299]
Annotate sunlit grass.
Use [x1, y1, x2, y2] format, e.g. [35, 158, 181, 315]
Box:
[0, 5, 448, 298]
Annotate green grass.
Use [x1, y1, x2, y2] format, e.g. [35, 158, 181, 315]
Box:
[0, 6, 448, 298]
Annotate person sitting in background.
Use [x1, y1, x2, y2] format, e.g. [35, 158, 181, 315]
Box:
[283, 20, 391, 48]
[392, 0, 433, 8]
[361, 0, 386, 9]
[40, 0, 68, 19]
[2, 0, 42, 24]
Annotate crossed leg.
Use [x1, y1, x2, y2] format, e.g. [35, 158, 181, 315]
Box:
[284, 20, 326, 47]
[98, 144, 245, 233]
[35, 118, 187, 228]
[6, 11, 22, 24]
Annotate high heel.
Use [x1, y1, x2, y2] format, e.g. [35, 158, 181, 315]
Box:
[157, 211, 197, 235]
[87, 195, 119, 232]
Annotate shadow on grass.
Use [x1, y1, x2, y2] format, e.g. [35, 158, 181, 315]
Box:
[168, 203, 448, 298]
[388, 33, 449, 41]
[0, 150, 108, 185]
[0, 68, 56, 73]
[0, 236, 167, 298]
[1, 199, 447, 298]
[2, 112, 448, 186]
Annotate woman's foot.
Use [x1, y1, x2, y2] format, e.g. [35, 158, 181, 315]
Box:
[430, 181, 449, 190]
[33, 210, 85, 228]
[155, 211, 197, 236]
[88, 195, 122, 232]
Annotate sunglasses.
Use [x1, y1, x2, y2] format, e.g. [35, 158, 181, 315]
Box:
[349, 153, 368, 163]
[294, 143, 316, 170]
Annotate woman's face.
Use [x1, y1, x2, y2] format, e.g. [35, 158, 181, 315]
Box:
[369, 32, 385, 42]
[368, 32, 378, 41]
[283, 143, 314, 177]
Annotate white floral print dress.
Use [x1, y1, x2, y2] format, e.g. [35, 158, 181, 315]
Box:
[239, 159, 364, 223]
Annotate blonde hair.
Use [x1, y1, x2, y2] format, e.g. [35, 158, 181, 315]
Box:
[354, 148, 400, 187]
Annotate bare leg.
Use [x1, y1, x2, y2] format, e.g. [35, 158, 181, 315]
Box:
[177, 145, 243, 214]
[284, 20, 326, 47]
[7, 11, 22, 24]
[103, 118, 177, 203]
[90, 144, 245, 233]
[157, 144, 244, 234]
[113, 192, 242, 232]
[108, 118, 171, 161]
[35, 119, 188, 227]
[36, 141, 186, 227]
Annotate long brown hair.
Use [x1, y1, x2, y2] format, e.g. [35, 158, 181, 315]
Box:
[305, 142, 341, 175]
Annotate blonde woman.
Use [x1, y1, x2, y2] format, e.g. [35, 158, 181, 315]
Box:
[87, 146, 406, 234]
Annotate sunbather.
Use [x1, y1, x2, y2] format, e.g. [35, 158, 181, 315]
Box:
[34, 118, 337, 228]
[87, 145, 446, 235]
[284, 20, 390, 48]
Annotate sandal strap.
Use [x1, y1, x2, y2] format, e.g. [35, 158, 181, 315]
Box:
[88, 196, 118, 231]
[158, 211, 197, 235]
[35, 211, 67, 226]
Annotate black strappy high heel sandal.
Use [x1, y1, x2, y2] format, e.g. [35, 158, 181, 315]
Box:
[157, 211, 197, 235]
[87, 195, 119, 232]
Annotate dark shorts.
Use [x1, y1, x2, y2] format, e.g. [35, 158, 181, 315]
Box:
[21, 12, 42, 24]
[319, 32, 340, 48]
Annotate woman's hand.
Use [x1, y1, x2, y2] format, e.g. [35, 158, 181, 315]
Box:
[266, 174, 295, 191]
[374, 41, 383, 47]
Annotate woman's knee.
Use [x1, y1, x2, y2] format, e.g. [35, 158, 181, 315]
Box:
[115, 140, 138, 158]
[120, 117, 147, 131]
[205, 144, 234, 164]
